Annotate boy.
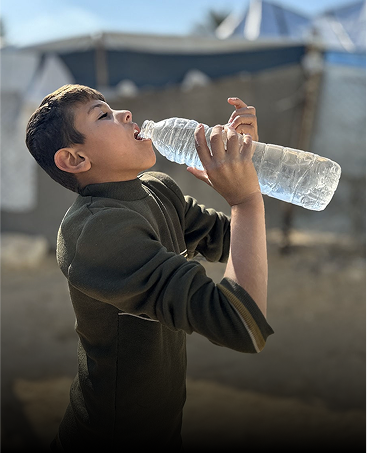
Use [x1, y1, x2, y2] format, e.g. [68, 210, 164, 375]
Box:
[26, 84, 273, 451]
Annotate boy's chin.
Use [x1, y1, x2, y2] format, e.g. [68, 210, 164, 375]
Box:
[146, 152, 157, 169]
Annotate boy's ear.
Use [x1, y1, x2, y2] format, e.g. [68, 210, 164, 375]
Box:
[54, 147, 91, 174]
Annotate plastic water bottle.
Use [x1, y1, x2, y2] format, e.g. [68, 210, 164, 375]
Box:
[139, 117, 341, 211]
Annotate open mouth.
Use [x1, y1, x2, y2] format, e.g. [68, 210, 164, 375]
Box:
[134, 125, 142, 140]
[134, 124, 150, 142]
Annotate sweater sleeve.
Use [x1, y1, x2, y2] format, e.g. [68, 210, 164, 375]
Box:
[183, 195, 230, 262]
[144, 172, 230, 262]
[66, 207, 273, 353]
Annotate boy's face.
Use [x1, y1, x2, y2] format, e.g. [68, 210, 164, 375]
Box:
[72, 99, 156, 183]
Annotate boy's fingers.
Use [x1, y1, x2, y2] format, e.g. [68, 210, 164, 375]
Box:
[227, 97, 248, 122]
[228, 106, 256, 125]
[231, 118, 256, 135]
[194, 123, 212, 166]
[210, 125, 226, 158]
[228, 109, 258, 141]
[227, 97, 247, 109]
[225, 126, 241, 156]
[227, 99, 255, 125]
[230, 113, 255, 126]
[187, 167, 211, 186]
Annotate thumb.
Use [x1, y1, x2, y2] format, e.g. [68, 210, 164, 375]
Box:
[187, 167, 212, 186]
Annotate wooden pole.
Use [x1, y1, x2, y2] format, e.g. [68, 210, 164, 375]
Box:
[280, 43, 324, 254]
[94, 32, 109, 89]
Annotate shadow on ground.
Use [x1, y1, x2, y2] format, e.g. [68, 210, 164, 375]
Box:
[1, 229, 365, 451]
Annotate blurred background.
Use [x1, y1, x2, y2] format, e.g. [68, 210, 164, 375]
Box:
[1, 0, 365, 451]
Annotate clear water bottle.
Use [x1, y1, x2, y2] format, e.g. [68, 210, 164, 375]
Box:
[139, 117, 341, 211]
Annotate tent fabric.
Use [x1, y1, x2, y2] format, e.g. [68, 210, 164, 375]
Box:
[216, 0, 311, 41]
[312, 0, 366, 52]
[325, 50, 366, 67]
[0, 52, 74, 211]
[216, 0, 366, 52]
[21, 30, 308, 90]
[0, 49, 40, 212]
[23, 31, 303, 54]
[58, 44, 306, 89]
[1, 89, 38, 211]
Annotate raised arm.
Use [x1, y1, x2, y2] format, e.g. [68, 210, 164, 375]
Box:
[187, 103, 267, 316]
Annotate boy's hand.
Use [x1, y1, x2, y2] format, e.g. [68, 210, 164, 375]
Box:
[187, 124, 260, 207]
[227, 97, 258, 142]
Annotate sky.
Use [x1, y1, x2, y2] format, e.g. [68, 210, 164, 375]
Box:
[0, 0, 362, 47]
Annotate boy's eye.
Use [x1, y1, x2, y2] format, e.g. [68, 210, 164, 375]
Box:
[98, 112, 108, 120]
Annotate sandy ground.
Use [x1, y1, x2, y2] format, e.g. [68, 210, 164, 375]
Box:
[1, 229, 365, 452]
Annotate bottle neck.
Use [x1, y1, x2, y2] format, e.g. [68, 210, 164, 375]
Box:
[139, 120, 155, 139]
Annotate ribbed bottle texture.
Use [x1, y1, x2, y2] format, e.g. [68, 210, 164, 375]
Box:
[139, 117, 341, 211]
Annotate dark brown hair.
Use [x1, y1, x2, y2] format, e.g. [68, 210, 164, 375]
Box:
[25, 84, 105, 192]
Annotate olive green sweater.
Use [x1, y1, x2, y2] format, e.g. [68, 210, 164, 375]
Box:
[54, 171, 273, 451]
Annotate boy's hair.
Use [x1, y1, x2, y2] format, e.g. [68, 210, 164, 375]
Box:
[26, 84, 105, 193]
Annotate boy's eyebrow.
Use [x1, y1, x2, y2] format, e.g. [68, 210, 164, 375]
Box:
[87, 102, 106, 115]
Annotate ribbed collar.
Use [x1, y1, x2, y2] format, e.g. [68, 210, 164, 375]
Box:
[80, 177, 149, 201]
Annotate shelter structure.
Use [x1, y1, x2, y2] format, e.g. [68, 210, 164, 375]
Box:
[216, 0, 311, 41]
[21, 31, 307, 93]
[217, 0, 366, 241]
[216, 0, 365, 52]
[1, 0, 365, 245]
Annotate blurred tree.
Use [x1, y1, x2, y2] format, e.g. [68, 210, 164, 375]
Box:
[192, 9, 229, 36]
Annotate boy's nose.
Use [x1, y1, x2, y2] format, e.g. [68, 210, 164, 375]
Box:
[117, 110, 132, 123]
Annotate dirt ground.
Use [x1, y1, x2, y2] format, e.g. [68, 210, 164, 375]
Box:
[1, 228, 365, 452]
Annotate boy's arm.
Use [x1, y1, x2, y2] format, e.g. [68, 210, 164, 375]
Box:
[225, 193, 267, 316]
[141, 171, 230, 262]
[188, 118, 267, 316]
[62, 203, 272, 353]
[183, 97, 258, 264]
